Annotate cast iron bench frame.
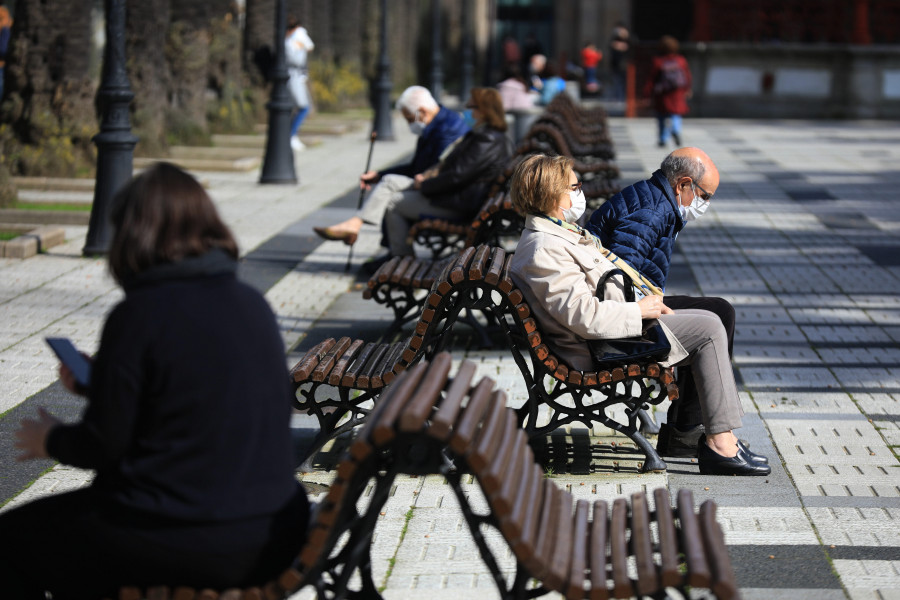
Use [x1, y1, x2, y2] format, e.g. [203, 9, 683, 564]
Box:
[111, 354, 737, 600]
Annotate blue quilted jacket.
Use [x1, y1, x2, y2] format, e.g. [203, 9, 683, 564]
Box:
[585, 169, 684, 290]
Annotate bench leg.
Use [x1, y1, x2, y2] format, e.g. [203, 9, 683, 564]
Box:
[637, 408, 660, 435]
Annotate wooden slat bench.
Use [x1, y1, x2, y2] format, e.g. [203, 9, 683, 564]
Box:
[291, 248, 490, 461]
[368, 244, 676, 472]
[110, 354, 738, 600]
[407, 189, 523, 259]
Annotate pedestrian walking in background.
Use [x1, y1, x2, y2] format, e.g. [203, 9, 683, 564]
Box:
[285, 15, 314, 152]
[608, 23, 630, 101]
[580, 41, 602, 95]
[1, 163, 310, 599]
[645, 35, 692, 148]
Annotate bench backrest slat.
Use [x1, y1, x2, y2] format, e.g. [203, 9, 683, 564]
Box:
[291, 338, 335, 382]
[589, 499, 610, 600]
[528, 482, 562, 580]
[312, 336, 352, 382]
[630, 491, 660, 596]
[566, 499, 590, 600]
[545, 487, 574, 591]
[653, 487, 682, 587]
[609, 497, 632, 598]
[448, 377, 495, 455]
[678, 488, 712, 589]
[398, 352, 453, 432]
[700, 500, 738, 600]
[328, 339, 365, 386]
[466, 394, 510, 476]
[429, 359, 478, 441]
[370, 361, 429, 446]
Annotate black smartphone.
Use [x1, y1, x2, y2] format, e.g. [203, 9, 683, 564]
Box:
[45, 337, 92, 389]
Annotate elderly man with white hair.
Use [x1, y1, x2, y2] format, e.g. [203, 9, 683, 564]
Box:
[313, 85, 468, 250]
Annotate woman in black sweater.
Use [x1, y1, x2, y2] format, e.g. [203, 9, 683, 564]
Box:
[2, 163, 309, 599]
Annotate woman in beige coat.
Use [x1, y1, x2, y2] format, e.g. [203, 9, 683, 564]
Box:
[508, 154, 769, 476]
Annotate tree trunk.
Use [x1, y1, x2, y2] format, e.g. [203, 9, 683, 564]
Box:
[2, 0, 96, 175]
[167, 2, 213, 139]
[126, 0, 170, 155]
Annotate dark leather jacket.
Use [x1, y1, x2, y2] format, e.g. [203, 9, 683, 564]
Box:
[420, 125, 513, 215]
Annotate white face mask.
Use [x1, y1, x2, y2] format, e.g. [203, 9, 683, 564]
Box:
[408, 112, 426, 136]
[679, 184, 710, 223]
[560, 189, 586, 223]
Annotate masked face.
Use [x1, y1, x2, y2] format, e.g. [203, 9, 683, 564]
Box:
[679, 182, 710, 223]
[407, 109, 426, 136]
[560, 188, 586, 224]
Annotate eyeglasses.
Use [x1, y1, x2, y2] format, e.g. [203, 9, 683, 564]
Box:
[569, 181, 583, 192]
[690, 180, 714, 202]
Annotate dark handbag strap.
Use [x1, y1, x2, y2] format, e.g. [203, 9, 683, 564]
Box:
[594, 268, 635, 303]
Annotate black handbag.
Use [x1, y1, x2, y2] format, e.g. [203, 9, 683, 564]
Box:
[587, 269, 671, 370]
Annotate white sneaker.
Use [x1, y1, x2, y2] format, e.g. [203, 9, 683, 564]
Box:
[290, 136, 305, 151]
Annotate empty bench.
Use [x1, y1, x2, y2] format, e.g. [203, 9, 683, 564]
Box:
[111, 354, 738, 600]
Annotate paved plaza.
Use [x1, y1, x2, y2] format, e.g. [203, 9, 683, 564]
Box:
[0, 113, 898, 599]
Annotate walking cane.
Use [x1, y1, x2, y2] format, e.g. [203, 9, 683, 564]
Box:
[346, 131, 378, 272]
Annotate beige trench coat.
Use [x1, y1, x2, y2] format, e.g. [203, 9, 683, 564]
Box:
[509, 215, 687, 371]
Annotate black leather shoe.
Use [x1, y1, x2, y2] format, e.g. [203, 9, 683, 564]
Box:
[656, 423, 704, 458]
[698, 434, 771, 476]
[737, 439, 769, 464]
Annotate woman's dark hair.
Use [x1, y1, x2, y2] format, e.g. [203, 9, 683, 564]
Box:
[469, 87, 508, 132]
[108, 162, 239, 284]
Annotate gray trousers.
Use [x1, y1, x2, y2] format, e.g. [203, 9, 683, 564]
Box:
[659, 309, 744, 434]
[358, 174, 467, 256]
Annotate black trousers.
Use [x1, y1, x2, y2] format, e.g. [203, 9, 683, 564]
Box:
[663, 295, 736, 429]
[0, 486, 309, 600]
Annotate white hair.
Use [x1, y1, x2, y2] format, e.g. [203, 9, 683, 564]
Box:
[395, 86, 438, 114]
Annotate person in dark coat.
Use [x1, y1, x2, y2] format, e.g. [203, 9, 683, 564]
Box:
[316, 87, 512, 259]
[645, 35, 692, 147]
[313, 86, 469, 247]
[586, 148, 733, 459]
[2, 163, 309, 599]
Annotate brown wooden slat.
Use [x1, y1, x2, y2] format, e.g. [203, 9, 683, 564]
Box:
[399, 352, 453, 432]
[355, 343, 390, 389]
[653, 487, 682, 588]
[630, 491, 659, 596]
[545, 491, 574, 592]
[240, 589, 262, 600]
[449, 246, 476, 284]
[262, 582, 283, 600]
[312, 336, 352, 382]
[448, 377, 495, 455]
[699, 500, 738, 600]
[341, 342, 378, 387]
[499, 254, 516, 293]
[677, 488, 711, 589]
[466, 395, 510, 476]
[329, 339, 365, 386]
[371, 341, 406, 388]
[373, 255, 402, 284]
[468, 244, 490, 281]
[291, 338, 335, 382]
[490, 426, 529, 515]
[389, 256, 414, 284]
[198, 590, 219, 600]
[429, 360, 478, 441]
[566, 499, 590, 600]
[411, 259, 433, 288]
[485, 247, 506, 285]
[527, 482, 561, 579]
[119, 588, 142, 600]
[399, 257, 424, 286]
[371, 360, 430, 446]
[501, 459, 543, 561]
[589, 500, 610, 600]
[219, 590, 242, 600]
[609, 498, 632, 598]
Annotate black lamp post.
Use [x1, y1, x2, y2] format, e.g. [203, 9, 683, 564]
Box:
[430, 0, 443, 103]
[83, 0, 138, 256]
[259, 0, 297, 184]
[372, 0, 394, 141]
[460, 0, 473, 103]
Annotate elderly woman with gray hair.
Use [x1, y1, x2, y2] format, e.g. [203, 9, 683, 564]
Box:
[508, 154, 770, 476]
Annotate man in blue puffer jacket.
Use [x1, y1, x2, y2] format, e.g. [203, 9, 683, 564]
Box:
[587, 148, 731, 459]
